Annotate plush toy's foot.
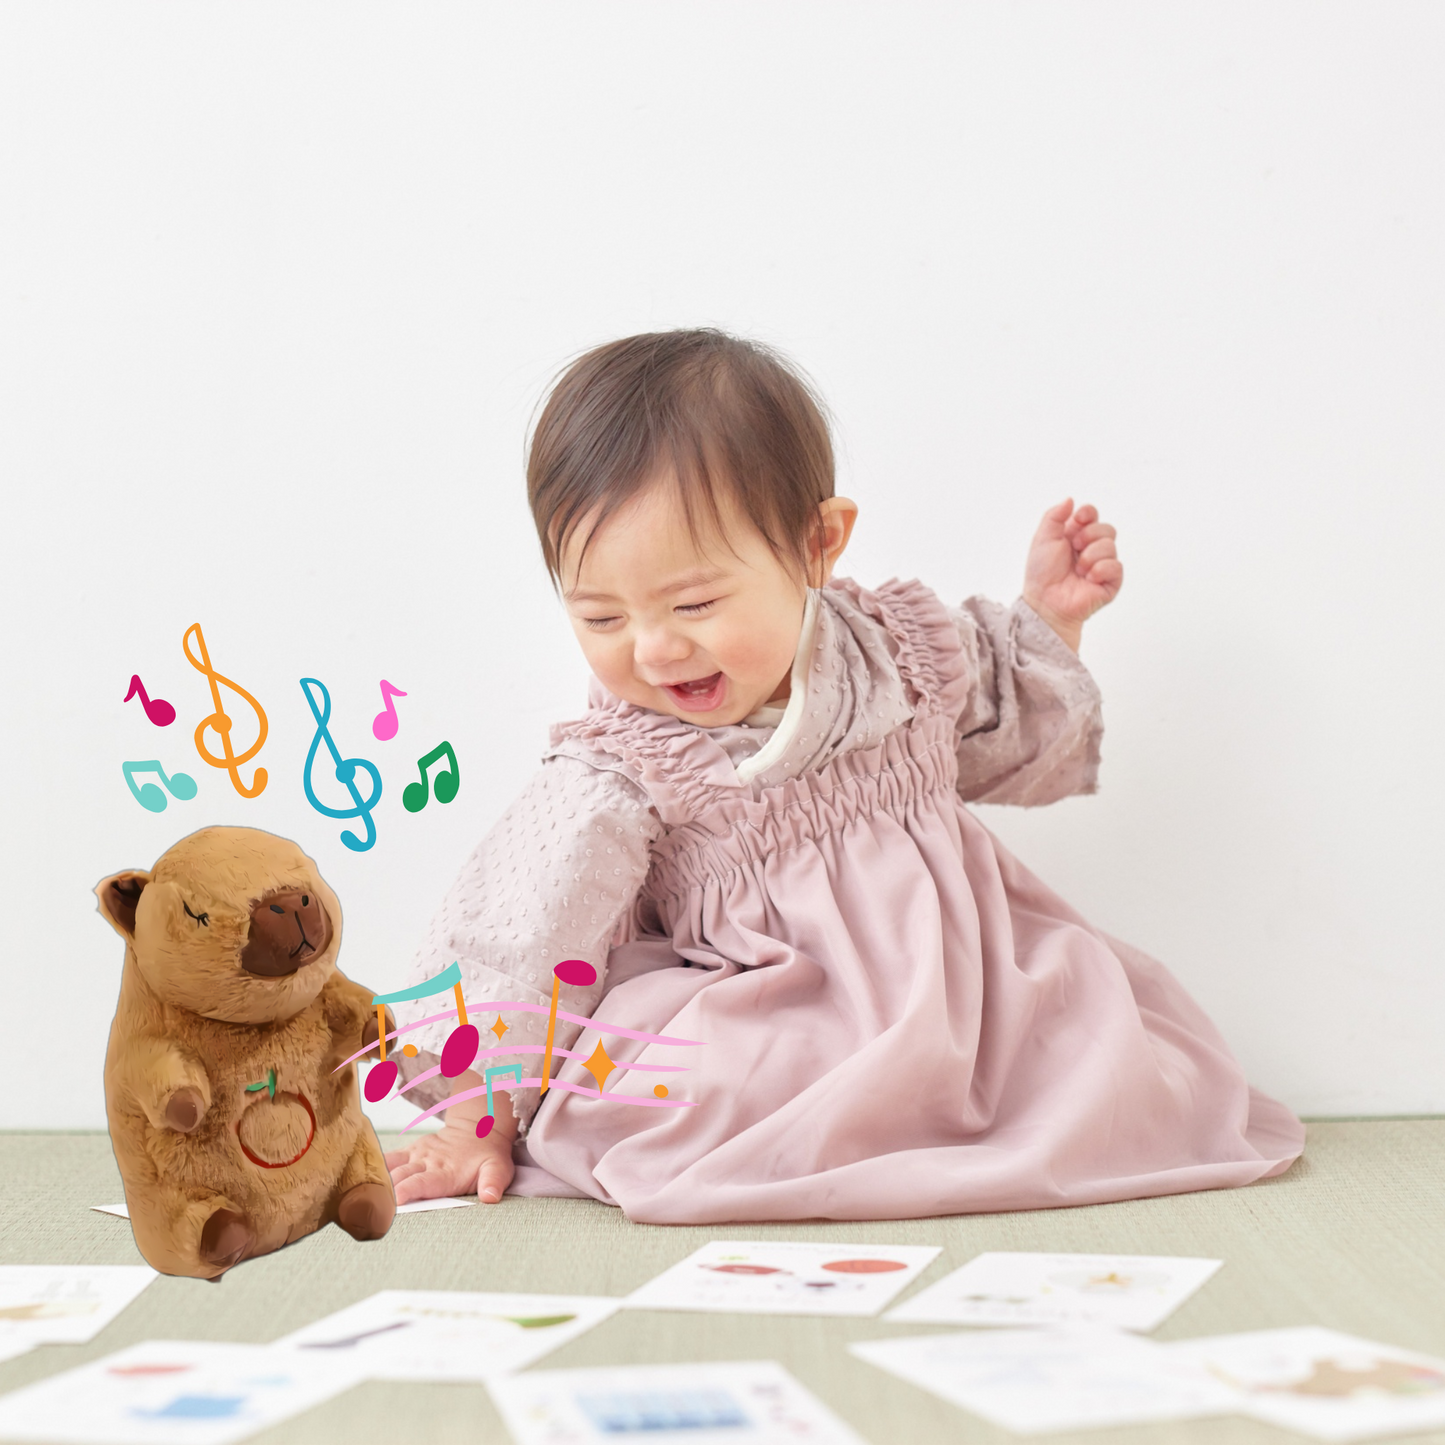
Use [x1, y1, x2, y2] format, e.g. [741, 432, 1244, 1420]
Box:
[336, 1182, 395, 1241]
[199, 1208, 253, 1277]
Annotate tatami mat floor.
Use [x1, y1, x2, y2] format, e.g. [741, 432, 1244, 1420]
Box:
[1, 1121, 1442, 1444]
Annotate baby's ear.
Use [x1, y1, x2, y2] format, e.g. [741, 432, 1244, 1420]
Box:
[96, 871, 152, 939]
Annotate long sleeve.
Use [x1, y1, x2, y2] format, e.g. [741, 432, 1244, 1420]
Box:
[393, 753, 662, 1134]
[948, 596, 1104, 806]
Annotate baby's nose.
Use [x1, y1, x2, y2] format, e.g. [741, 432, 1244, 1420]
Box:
[241, 889, 333, 977]
[633, 624, 692, 667]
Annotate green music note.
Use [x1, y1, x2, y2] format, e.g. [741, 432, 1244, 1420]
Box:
[402, 741, 459, 813]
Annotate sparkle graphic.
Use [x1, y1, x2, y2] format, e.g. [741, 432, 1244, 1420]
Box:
[490, 1015, 509, 1042]
[581, 1040, 617, 1093]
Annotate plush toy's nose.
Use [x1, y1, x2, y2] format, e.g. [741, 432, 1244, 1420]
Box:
[241, 890, 333, 977]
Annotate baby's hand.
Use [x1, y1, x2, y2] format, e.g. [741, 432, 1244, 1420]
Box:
[1022, 499, 1124, 648]
[384, 1082, 517, 1205]
[385, 1119, 515, 1205]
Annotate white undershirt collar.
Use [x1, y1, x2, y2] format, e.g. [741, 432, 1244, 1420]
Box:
[734, 589, 820, 784]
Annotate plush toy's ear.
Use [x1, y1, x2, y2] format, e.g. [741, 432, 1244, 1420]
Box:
[96, 870, 152, 939]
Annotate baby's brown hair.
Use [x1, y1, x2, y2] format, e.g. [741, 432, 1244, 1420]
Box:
[527, 329, 835, 587]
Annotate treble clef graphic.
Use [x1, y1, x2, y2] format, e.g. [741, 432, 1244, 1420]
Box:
[182, 623, 269, 798]
[300, 677, 383, 853]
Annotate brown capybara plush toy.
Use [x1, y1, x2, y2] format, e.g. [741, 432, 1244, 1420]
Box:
[96, 826, 396, 1280]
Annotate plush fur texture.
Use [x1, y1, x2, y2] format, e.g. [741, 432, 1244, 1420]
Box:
[97, 826, 395, 1280]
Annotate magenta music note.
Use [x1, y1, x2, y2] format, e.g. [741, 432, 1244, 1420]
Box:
[371, 680, 407, 742]
[123, 675, 176, 727]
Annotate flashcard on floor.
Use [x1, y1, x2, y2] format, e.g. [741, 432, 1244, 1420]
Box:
[884, 1251, 1221, 1331]
[273, 1290, 621, 1382]
[0, 1339, 363, 1445]
[1163, 1327, 1445, 1442]
[851, 1326, 1241, 1434]
[488, 1360, 868, 1445]
[0, 1265, 158, 1347]
[623, 1240, 940, 1318]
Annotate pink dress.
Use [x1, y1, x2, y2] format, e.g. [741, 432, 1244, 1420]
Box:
[514, 579, 1305, 1222]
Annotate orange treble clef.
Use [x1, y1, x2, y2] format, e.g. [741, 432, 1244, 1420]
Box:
[183, 622, 269, 798]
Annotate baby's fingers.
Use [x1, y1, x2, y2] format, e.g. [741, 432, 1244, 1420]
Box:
[1075, 538, 1118, 570]
[387, 1157, 427, 1187]
[391, 1163, 442, 1205]
[1070, 520, 1116, 550]
[476, 1152, 513, 1205]
[1037, 498, 1074, 536]
[383, 1148, 415, 1171]
[1087, 558, 1125, 594]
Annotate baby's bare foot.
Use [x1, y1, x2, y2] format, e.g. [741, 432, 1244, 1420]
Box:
[385, 1120, 515, 1205]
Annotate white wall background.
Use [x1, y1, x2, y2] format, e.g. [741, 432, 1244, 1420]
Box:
[2, 3, 1441, 1129]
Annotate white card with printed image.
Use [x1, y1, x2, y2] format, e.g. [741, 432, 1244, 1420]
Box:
[1164, 1327, 1445, 1442]
[0, 1265, 158, 1347]
[623, 1239, 940, 1318]
[273, 1290, 621, 1381]
[488, 1360, 868, 1445]
[884, 1251, 1221, 1331]
[852, 1326, 1242, 1434]
[0, 1339, 363, 1445]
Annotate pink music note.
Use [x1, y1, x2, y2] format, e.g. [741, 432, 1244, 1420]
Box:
[372, 680, 407, 742]
[123, 675, 176, 727]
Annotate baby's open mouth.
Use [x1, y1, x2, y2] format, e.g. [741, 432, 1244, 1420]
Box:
[663, 672, 727, 713]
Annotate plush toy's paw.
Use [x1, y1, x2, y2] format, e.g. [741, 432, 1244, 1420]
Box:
[336, 1182, 395, 1241]
[199, 1209, 253, 1276]
[164, 1087, 206, 1133]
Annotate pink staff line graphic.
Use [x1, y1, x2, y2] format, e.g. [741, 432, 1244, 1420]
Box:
[333, 1002, 704, 1073]
[400, 1076, 696, 1132]
[397, 1045, 684, 1096]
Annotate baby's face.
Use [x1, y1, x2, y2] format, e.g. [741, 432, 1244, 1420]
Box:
[560, 480, 808, 726]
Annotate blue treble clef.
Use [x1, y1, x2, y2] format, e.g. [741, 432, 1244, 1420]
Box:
[299, 678, 383, 853]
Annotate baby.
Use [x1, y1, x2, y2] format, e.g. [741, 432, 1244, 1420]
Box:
[385, 329, 1304, 1222]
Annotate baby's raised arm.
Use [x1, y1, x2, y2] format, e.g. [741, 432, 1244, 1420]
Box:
[949, 500, 1123, 806]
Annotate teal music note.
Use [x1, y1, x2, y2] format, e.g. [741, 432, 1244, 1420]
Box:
[299, 678, 383, 853]
[402, 741, 460, 813]
[484, 1064, 523, 1119]
[122, 760, 198, 813]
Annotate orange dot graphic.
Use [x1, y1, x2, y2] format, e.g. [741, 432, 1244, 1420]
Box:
[402, 1044, 418, 1057]
[653, 1084, 669, 1098]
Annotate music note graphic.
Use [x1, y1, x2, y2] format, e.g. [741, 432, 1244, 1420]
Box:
[123, 675, 176, 727]
[371, 680, 407, 742]
[540, 959, 598, 1095]
[402, 741, 459, 813]
[182, 624, 268, 797]
[484, 1064, 522, 1119]
[299, 678, 383, 854]
[122, 760, 198, 813]
[366, 962, 475, 1102]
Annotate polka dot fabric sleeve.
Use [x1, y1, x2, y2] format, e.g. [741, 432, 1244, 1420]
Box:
[948, 596, 1105, 806]
[391, 755, 662, 1133]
